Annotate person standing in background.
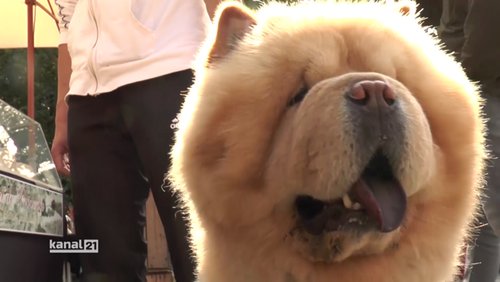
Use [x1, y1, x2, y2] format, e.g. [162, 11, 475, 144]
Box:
[439, 0, 500, 281]
[51, 0, 227, 281]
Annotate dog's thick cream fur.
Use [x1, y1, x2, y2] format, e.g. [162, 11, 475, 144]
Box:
[169, 1, 486, 281]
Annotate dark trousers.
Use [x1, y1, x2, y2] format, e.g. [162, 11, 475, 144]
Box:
[67, 70, 195, 282]
[468, 81, 500, 282]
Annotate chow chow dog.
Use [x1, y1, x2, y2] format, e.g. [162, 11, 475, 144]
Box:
[169, 1, 486, 281]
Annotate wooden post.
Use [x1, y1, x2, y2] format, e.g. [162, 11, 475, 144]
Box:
[26, 0, 36, 119]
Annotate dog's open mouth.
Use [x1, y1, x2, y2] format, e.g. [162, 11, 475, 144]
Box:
[295, 151, 407, 235]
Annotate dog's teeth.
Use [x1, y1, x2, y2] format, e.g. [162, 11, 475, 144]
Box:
[342, 194, 353, 209]
[348, 218, 360, 223]
[352, 202, 362, 210]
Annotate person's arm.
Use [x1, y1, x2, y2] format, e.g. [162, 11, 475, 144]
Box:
[51, 44, 72, 176]
[55, 0, 78, 44]
[51, 0, 77, 176]
[204, 0, 240, 20]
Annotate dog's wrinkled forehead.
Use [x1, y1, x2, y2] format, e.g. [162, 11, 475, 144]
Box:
[204, 1, 416, 67]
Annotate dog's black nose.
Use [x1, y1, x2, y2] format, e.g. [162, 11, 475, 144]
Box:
[345, 80, 396, 108]
[344, 79, 405, 156]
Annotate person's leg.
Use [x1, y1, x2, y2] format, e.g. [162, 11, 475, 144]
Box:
[482, 89, 500, 237]
[68, 93, 150, 282]
[468, 85, 500, 282]
[119, 70, 196, 282]
[468, 214, 500, 282]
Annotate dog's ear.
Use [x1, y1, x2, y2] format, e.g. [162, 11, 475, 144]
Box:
[208, 2, 256, 63]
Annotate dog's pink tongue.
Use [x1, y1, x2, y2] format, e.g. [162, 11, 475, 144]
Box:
[351, 177, 407, 232]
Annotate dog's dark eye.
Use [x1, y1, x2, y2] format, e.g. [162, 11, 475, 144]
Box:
[287, 86, 309, 107]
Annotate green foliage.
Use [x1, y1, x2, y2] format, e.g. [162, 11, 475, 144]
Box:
[0, 48, 72, 201]
[0, 48, 57, 142]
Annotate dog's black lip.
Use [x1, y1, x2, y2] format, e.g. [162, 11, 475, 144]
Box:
[294, 150, 402, 234]
[294, 195, 374, 235]
[295, 195, 327, 220]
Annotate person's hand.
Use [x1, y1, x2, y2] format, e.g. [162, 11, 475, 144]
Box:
[51, 100, 70, 177]
[53, 44, 72, 177]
